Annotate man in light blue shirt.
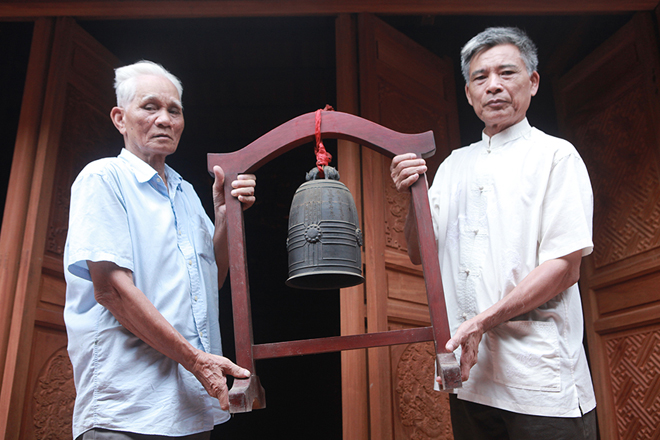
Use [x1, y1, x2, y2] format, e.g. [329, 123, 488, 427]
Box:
[64, 60, 256, 439]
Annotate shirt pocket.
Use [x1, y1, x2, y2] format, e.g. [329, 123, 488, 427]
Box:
[484, 320, 560, 392]
[193, 215, 215, 264]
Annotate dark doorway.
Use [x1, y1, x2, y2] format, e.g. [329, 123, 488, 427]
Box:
[0, 21, 33, 225]
[77, 16, 342, 440]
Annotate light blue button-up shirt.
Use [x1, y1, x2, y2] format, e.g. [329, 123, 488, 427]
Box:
[64, 148, 229, 438]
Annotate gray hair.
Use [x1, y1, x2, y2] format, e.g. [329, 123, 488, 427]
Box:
[460, 27, 538, 84]
[114, 60, 183, 108]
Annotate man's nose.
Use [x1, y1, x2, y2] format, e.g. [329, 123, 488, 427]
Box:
[485, 74, 503, 93]
[155, 109, 172, 126]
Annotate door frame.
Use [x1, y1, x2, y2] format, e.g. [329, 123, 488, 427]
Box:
[0, 0, 653, 19]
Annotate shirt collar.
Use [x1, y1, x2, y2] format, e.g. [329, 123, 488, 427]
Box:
[481, 118, 532, 149]
[118, 148, 183, 191]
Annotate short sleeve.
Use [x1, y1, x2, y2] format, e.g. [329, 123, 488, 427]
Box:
[66, 166, 135, 280]
[538, 150, 594, 264]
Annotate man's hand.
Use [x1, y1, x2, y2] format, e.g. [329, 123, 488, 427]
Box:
[442, 317, 485, 383]
[190, 351, 251, 411]
[390, 153, 427, 193]
[212, 165, 256, 214]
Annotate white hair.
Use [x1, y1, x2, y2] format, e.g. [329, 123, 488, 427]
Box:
[460, 27, 538, 84]
[114, 60, 183, 108]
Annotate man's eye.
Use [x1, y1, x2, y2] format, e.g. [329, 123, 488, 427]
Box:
[144, 105, 156, 111]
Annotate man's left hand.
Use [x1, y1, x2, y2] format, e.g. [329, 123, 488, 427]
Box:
[212, 165, 256, 213]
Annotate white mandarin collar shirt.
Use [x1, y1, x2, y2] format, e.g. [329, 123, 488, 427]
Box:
[429, 119, 596, 417]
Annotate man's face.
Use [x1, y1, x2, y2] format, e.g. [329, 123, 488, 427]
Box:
[112, 74, 184, 163]
[465, 44, 539, 137]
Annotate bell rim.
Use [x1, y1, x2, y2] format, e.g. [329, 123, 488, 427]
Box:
[285, 272, 365, 290]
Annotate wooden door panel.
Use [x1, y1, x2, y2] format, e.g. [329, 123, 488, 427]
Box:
[22, 330, 72, 440]
[556, 13, 660, 440]
[600, 322, 660, 439]
[0, 17, 119, 439]
[390, 337, 453, 440]
[355, 13, 460, 440]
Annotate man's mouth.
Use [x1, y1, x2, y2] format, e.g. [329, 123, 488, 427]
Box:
[486, 99, 507, 107]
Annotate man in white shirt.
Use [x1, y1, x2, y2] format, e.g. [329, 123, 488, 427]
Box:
[390, 27, 596, 440]
[64, 61, 256, 439]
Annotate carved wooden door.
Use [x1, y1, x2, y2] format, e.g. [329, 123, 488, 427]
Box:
[555, 13, 660, 440]
[0, 17, 119, 439]
[337, 14, 461, 440]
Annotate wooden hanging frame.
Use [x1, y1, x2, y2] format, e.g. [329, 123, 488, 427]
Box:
[207, 110, 461, 413]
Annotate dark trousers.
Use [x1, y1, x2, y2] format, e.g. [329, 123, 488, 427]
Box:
[449, 394, 597, 440]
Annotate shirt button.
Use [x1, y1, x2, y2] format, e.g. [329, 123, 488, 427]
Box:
[194, 295, 198, 301]
[474, 229, 479, 235]
[188, 260, 192, 265]
[465, 269, 470, 275]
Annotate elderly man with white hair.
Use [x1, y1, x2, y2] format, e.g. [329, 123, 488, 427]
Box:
[64, 60, 255, 440]
[391, 27, 597, 440]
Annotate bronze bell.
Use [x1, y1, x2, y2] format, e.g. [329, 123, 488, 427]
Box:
[286, 166, 364, 290]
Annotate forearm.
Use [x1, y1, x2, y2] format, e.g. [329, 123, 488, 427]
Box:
[445, 250, 583, 381]
[474, 249, 583, 333]
[91, 263, 200, 371]
[210, 168, 256, 286]
[213, 213, 230, 285]
[404, 198, 422, 265]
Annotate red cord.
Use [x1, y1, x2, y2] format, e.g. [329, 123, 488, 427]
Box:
[314, 105, 334, 178]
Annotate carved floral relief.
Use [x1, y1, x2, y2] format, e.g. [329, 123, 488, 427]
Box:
[33, 347, 75, 440]
[395, 342, 453, 440]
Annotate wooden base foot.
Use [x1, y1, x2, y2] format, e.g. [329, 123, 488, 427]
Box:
[228, 375, 266, 413]
[437, 352, 462, 391]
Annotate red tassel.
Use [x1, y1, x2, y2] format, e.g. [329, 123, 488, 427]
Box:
[314, 105, 334, 178]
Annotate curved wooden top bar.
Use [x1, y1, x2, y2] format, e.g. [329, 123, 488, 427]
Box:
[207, 110, 436, 174]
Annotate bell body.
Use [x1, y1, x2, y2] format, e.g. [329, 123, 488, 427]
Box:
[286, 179, 364, 290]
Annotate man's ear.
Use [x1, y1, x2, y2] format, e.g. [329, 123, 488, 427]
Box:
[465, 83, 474, 107]
[530, 71, 540, 97]
[110, 107, 126, 134]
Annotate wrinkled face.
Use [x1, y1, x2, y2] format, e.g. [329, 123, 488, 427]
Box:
[111, 74, 184, 163]
[465, 44, 539, 137]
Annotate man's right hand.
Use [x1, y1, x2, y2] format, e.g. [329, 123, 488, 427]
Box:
[190, 351, 251, 411]
[390, 153, 427, 192]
